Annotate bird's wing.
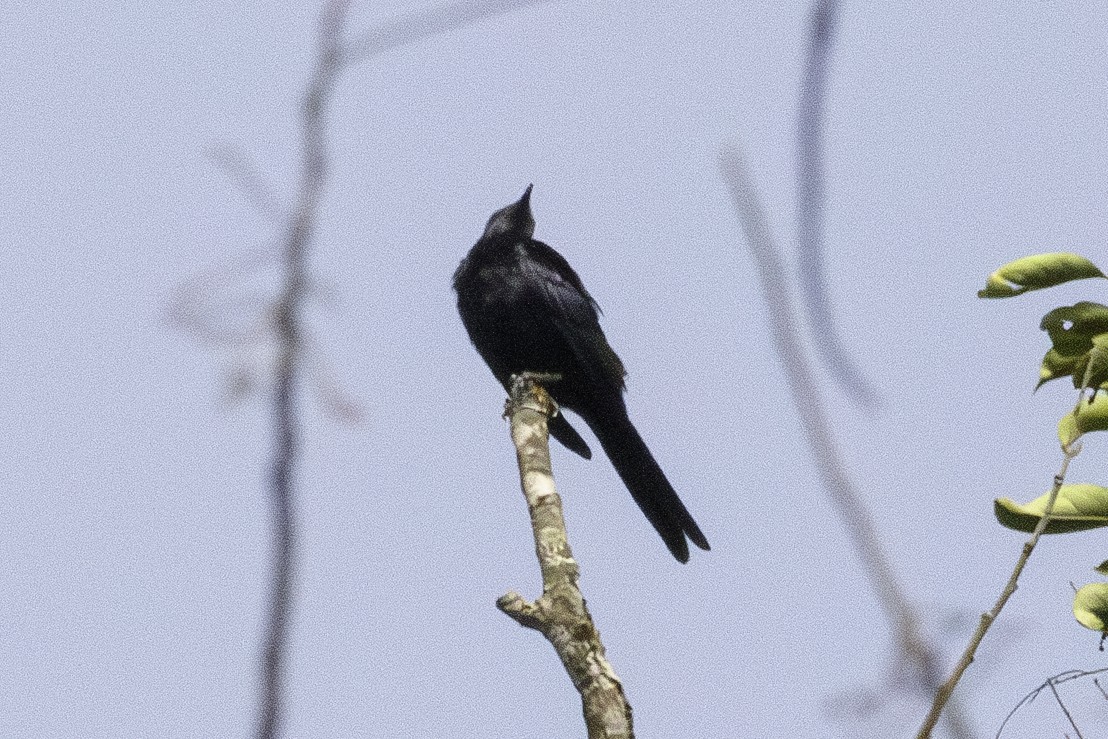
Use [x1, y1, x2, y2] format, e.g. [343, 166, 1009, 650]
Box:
[523, 241, 627, 394]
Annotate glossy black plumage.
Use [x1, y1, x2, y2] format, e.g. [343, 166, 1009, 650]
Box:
[453, 186, 709, 562]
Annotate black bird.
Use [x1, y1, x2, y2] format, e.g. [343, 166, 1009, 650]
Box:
[453, 185, 710, 562]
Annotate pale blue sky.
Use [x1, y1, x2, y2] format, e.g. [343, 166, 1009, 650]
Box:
[3, 2, 1108, 737]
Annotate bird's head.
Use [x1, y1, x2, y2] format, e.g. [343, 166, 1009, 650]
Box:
[481, 184, 535, 241]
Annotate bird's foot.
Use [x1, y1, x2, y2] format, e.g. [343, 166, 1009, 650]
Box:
[504, 372, 563, 419]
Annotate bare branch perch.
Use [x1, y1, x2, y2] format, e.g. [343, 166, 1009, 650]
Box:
[497, 373, 634, 739]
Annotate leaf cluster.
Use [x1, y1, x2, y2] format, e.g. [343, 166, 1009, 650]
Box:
[980, 252, 1108, 643]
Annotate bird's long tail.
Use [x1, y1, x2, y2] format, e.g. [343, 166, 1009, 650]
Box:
[588, 405, 710, 562]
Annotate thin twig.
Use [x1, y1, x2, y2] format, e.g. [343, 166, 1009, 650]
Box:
[995, 668, 1105, 738]
[719, 147, 971, 738]
[996, 646, 1108, 734]
[919, 360, 1101, 736]
[1047, 677, 1085, 739]
[796, 0, 878, 407]
[915, 443, 1081, 738]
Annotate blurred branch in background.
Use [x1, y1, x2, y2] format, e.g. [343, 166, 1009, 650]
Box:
[174, 1, 559, 737]
[796, 0, 879, 408]
[254, 1, 352, 737]
[205, 143, 286, 224]
[718, 147, 971, 739]
[344, 0, 553, 63]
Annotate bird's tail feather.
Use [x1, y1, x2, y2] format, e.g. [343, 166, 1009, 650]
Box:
[549, 412, 592, 459]
[588, 407, 709, 562]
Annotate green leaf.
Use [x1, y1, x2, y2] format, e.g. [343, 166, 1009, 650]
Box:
[1058, 393, 1108, 445]
[1095, 560, 1108, 576]
[1083, 335, 1108, 390]
[979, 253, 1105, 298]
[994, 484, 1108, 533]
[1038, 348, 1086, 389]
[1039, 303, 1108, 357]
[1074, 582, 1108, 632]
